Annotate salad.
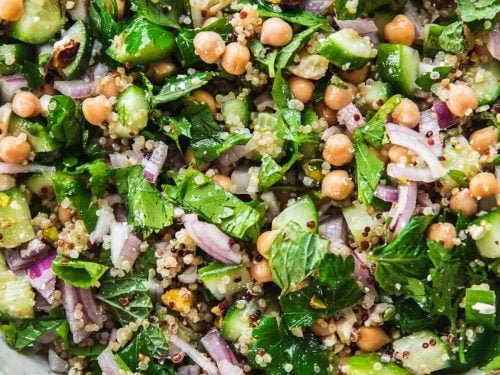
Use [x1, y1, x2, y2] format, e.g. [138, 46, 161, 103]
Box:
[0, 0, 499, 374]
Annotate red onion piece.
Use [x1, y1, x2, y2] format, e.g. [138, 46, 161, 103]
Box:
[217, 146, 249, 168]
[177, 365, 201, 375]
[147, 275, 163, 304]
[1, 74, 28, 102]
[90, 206, 115, 244]
[110, 222, 142, 271]
[54, 80, 92, 99]
[143, 141, 168, 183]
[387, 163, 436, 183]
[170, 334, 219, 375]
[253, 91, 275, 111]
[109, 153, 129, 169]
[386, 123, 447, 179]
[374, 184, 399, 202]
[335, 18, 378, 35]
[350, 250, 375, 293]
[389, 182, 417, 234]
[20, 238, 51, 260]
[318, 215, 348, 252]
[432, 100, 456, 129]
[182, 214, 241, 264]
[28, 253, 57, 303]
[97, 349, 122, 375]
[403, 2, 424, 39]
[201, 329, 239, 368]
[487, 23, 500, 61]
[303, 0, 332, 13]
[0, 161, 56, 174]
[419, 109, 442, 157]
[337, 103, 366, 133]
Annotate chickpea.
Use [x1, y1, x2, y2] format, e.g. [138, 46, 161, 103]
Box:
[0, 0, 24, 21]
[314, 102, 337, 126]
[12, 91, 41, 118]
[221, 42, 250, 75]
[356, 326, 390, 352]
[212, 174, 231, 191]
[321, 170, 354, 200]
[0, 134, 31, 164]
[192, 90, 216, 114]
[58, 206, 74, 225]
[288, 77, 314, 103]
[391, 98, 420, 128]
[251, 258, 272, 283]
[449, 189, 478, 217]
[469, 172, 498, 198]
[99, 74, 120, 98]
[82, 95, 112, 127]
[147, 59, 176, 84]
[446, 83, 478, 117]
[469, 126, 498, 155]
[384, 14, 415, 46]
[260, 17, 293, 47]
[311, 319, 334, 337]
[340, 65, 370, 85]
[194, 31, 226, 64]
[257, 230, 280, 259]
[388, 145, 414, 164]
[324, 85, 353, 111]
[323, 134, 354, 167]
[428, 223, 456, 249]
[202, 17, 220, 28]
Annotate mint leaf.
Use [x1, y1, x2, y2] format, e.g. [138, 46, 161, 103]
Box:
[47, 95, 83, 148]
[131, 0, 181, 29]
[153, 72, 216, 104]
[276, 26, 320, 69]
[250, 39, 279, 78]
[52, 256, 108, 288]
[457, 0, 500, 23]
[362, 94, 402, 150]
[439, 21, 469, 53]
[415, 66, 453, 92]
[272, 69, 301, 130]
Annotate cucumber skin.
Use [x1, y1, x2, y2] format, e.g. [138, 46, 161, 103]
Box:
[61, 21, 93, 80]
[221, 299, 257, 342]
[199, 262, 251, 300]
[423, 24, 445, 58]
[473, 209, 500, 259]
[113, 85, 149, 138]
[8, 114, 59, 153]
[272, 195, 318, 233]
[0, 188, 35, 249]
[317, 29, 372, 70]
[377, 43, 419, 97]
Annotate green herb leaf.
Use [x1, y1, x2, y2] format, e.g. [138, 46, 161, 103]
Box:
[248, 316, 329, 375]
[353, 129, 384, 205]
[73, 159, 111, 198]
[159, 115, 192, 152]
[22, 61, 44, 89]
[362, 94, 402, 150]
[52, 256, 108, 288]
[415, 66, 453, 92]
[164, 168, 265, 242]
[457, 0, 500, 23]
[112, 165, 174, 236]
[89, 0, 121, 44]
[46, 95, 83, 148]
[268, 222, 328, 293]
[272, 69, 301, 130]
[276, 26, 320, 69]
[131, 0, 182, 29]
[250, 39, 279, 78]
[439, 21, 469, 53]
[448, 169, 469, 188]
[154, 71, 216, 104]
[97, 270, 153, 325]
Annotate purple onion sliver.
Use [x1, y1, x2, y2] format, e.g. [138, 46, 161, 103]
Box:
[28, 253, 57, 303]
[432, 100, 456, 129]
[110, 222, 142, 271]
[335, 18, 378, 35]
[54, 80, 92, 99]
[403, 2, 424, 39]
[177, 365, 201, 375]
[201, 329, 239, 367]
[318, 215, 348, 252]
[374, 184, 399, 202]
[1, 74, 28, 102]
[303, 0, 332, 13]
[389, 182, 417, 235]
[337, 103, 365, 133]
[97, 349, 122, 375]
[387, 163, 436, 183]
[143, 141, 168, 183]
[170, 334, 219, 375]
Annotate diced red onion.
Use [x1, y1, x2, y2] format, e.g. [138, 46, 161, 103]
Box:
[201, 329, 239, 369]
[432, 100, 456, 129]
[365, 32, 379, 47]
[54, 80, 92, 99]
[387, 163, 436, 183]
[5, 239, 50, 271]
[415, 190, 438, 214]
[419, 109, 442, 157]
[178, 265, 198, 284]
[386, 123, 447, 179]
[170, 334, 219, 375]
[374, 184, 399, 202]
[109, 153, 129, 169]
[389, 182, 417, 234]
[487, 23, 500, 61]
[335, 19, 378, 35]
[90, 206, 115, 244]
[230, 167, 251, 194]
[0, 162, 56, 174]
[404, 2, 424, 39]
[318, 215, 348, 252]
[1, 74, 28, 102]
[143, 141, 168, 183]
[92, 63, 109, 78]
[110, 222, 142, 271]
[177, 365, 201, 375]
[182, 214, 241, 264]
[217, 146, 249, 168]
[303, 0, 332, 13]
[5, 250, 35, 271]
[97, 349, 122, 375]
[61, 282, 104, 344]
[20, 238, 51, 260]
[337, 103, 366, 133]
[28, 253, 57, 303]
[414, 88, 432, 99]
[350, 250, 375, 294]
[48, 349, 69, 373]
[147, 275, 163, 304]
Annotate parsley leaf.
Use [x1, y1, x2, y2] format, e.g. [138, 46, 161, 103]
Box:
[131, 0, 182, 29]
[154, 72, 216, 104]
[250, 40, 279, 78]
[415, 66, 453, 92]
[268, 222, 328, 293]
[272, 69, 301, 130]
[276, 26, 320, 69]
[52, 256, 108, 288]
[362, 94, 402, 150]
[457, 0, 500, 23]
[438, 21, 469, 53]
[248, 316, 329, 375]
[159, 115, 191, 152]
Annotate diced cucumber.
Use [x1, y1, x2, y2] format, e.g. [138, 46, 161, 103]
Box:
[472, 209, 500, 259]
[8, 114, 59, 153]
[342, 203, 383, 244]
[465, 284, 496, 328]
[423, 24, 445, 58]
[393, 330, 451, 374]
[0, 44, 34, 76]
[0, 271, 35, 319]
[345, 354, 409, 375]
[441, 136, 481, 191]
[318, 29, 375, 70]
[272, 195, 318, 233]
[248, 113, 285, 160]
[0, 188, 35, 249]
[356, 81, 393, 112]
[377, 43, 420, 97]
[199, 262, 251, 300]
[57, 21, 93, 80]
[106, 17, 176, 65]
[24, 173, 54, 200]
[112, 85, 149, 138]
[463, 61, 500, 106]
[8, 0, 63, 44]
[221, 299, 258, 342]
[221, 95, 251, 128]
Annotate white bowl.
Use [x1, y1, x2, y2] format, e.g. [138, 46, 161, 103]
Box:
[0, 338, 53, 375]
